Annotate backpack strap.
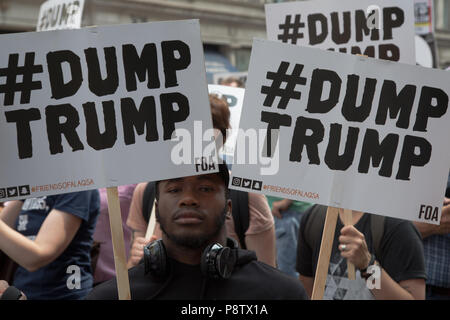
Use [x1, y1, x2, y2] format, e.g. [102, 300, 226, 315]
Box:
[230, 190, 249, 249]
[303, 205, 328, 251]
[370, 213, 385, 262]
[142, 181, 156, 224]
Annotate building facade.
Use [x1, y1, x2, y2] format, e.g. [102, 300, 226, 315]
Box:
[0, 0, 449, 71]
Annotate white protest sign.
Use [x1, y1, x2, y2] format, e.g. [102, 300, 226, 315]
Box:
[265, 0, 415, 64]
[37, 0, 85, 31]
[208, 85, 245, 159]
[229, 39, 450, 225]
[212, 72, 248, 86]
[414, 0, 434, 35]
[0, 20, 217, 202]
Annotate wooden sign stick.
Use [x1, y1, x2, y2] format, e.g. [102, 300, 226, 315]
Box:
[311, 206, 339, 300]
[342, 209, 356, 280]
[145, 202, 157, 241]
[106, 187, 131, 300]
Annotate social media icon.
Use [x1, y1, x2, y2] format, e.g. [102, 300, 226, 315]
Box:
[232, 177, 242, 187]
[0, 188, 6, 199]
[242, 179, 252, 188]
[19, 185, 30, 196]
[252, 180, 262, 191]
[7, 187, 18, 197]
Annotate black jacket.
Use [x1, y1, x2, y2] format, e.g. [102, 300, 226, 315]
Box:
[86, 249, 308, 300]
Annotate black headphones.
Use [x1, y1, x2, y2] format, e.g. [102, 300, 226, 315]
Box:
[143, 238, 238, 279]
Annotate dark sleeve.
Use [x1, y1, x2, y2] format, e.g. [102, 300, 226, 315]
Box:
[296, 207, 314, 277]
[379, 220, 426, 283]
[85, 278, 119, 300]
[53, 191, 98, 222]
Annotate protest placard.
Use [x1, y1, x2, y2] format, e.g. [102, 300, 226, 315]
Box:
[229, 39, 450, 226]
[208, 85, 245, 161]
[37, 0, 85, 31]
[414, 0, 438, 68]
[265, 0, 415, 64]
[0, 20, 217, 202]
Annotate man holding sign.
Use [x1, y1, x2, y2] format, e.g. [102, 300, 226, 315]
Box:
[87, 165, 307, 300]
[296, 205, 426, 300]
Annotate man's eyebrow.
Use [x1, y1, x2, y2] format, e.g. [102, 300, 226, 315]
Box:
[163, 178, 183, 184]
[196, 174, 221, 182]
[162, 174, 220, 184]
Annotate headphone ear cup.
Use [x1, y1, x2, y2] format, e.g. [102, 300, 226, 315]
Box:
[144, 239, 168, 278]
[201, 243, 236, 279]
[200, 243, 215, 278]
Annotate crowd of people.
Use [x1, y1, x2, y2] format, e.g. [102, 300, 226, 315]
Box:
[0, 76, 449, 301]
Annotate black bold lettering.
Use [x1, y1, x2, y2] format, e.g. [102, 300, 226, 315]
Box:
[289, 116, 324, 164]
[379, 44, 400, 61]
[306, 69, 342, 114]
[308, 14, 328, 45]
[160, 92, 190, 140]
[396, 135, 432, 180]
[260, 111, 292, 157]
[82, 100, 117, 150]
[425, 206, 432, 219]
[419, 204, 425, 219]
[47, 50, 83, 99]
[375, 80, 416, 129]
[330, 11, 351, 44]
[413, 86, 448, 132]
[325, 124, 359, 170]
[161, 40, 191, 88]
[5, 108, 42, 159]
[383, 7, 404, 40]
[342, 75, 377, 122]
[121, 96, 158, 145]
[59, 3, 69, 26]
[84, 47, 119, 96]
[122, 43, 160, 92]
[45, 104, 84, 154]
[358, 129, 399, 177]
[431, 207, 438, 221]
[355, 10, 380, 42]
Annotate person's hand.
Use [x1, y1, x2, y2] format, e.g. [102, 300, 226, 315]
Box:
[0, 280, 26, 300]
[437, 200, 450, 235]
[127, 235, 156, 268]
[0, 280, 8, 295]
[338, 226, 372, 270]
[271, 199, 292, 219]
[444, 197, 450, 206]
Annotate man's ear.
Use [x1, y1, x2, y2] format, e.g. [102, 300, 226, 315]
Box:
[154, 200, 159, 222]
[226, 198, 232, 216]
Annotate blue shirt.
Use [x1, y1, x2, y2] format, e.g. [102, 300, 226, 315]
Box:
[423, 234, 450, 288]
[13, 190, 100, 300]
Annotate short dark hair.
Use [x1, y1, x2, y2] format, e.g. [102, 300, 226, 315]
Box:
[209, 93, 230, 145]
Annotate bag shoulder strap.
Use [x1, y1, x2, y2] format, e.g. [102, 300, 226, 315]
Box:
[370, 213, 385, 261]
[303, 205, 327, 250]
[142, 181, 156, 224]
[230, 190, 249, 249]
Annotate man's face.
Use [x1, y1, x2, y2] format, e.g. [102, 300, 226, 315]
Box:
[156, 174, 231, 249]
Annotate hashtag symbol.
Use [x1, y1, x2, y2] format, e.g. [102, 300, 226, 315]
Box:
[0, 52, 43, 106]
[260, 61, 307, 109]
[278, 14, 305, 44]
